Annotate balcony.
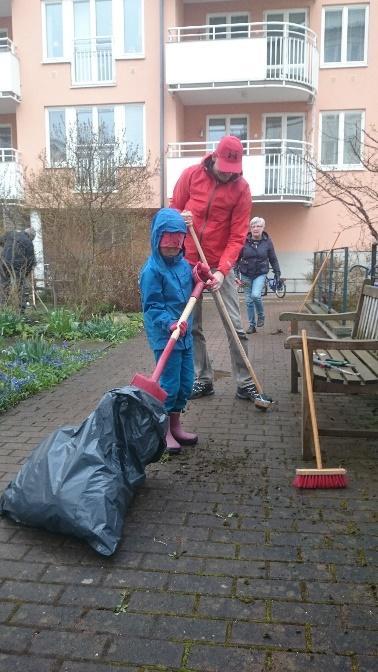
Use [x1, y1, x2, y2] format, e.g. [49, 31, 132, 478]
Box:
[166, 22, 318, 105]
[72, 37, 114, 86]
[0, 38, 21, 112]
[167, 140, 314, 204]
[0, 148, 23, 200]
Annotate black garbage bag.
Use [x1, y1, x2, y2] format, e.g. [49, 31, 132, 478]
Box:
[0, 386, 167, 556]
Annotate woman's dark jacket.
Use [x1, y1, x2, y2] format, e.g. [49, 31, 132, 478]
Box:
[237, 232, 280, 280]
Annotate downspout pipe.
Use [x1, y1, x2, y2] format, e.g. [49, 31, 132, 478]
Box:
[159, 0, 165, 207]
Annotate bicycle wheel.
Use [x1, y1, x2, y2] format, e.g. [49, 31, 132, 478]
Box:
[262, 279, 268, 297]
[275, 281, 286, 299]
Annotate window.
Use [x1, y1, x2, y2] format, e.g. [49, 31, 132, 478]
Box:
[207, 14, 249, 40]
[44, 1, 63, 58]
[322, 5, 368, 66]
[46, 104, 145, 168]
[124, 0, 143, 54]
[73, 0, 113, 83]
[207, 116, 248, 144]
[48, 109, 66, 165]
[320, 111, 363, 167]
[0, 125, 12, 162]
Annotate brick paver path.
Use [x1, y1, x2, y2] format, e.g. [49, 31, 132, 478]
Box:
[0, 297, 377, 672]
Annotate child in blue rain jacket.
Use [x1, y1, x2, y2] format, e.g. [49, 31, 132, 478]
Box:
[140, 208, 198, 454]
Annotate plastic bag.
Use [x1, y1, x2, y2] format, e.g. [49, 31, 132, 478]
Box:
[0, 386, 167, 556]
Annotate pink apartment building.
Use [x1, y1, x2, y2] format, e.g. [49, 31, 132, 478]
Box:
[0, 0, 376, 285]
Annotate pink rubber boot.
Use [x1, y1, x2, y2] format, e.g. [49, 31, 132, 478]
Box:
[166, 417, 181, 454]
[169, 412, 198, 446]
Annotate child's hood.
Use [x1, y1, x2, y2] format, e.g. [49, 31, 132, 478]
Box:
[150, 208, 187, 269]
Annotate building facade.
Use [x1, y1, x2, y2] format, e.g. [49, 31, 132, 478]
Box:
[0, 0, 376, 283]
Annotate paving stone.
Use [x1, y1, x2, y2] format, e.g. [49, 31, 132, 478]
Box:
[0, 625, 34, 653]
[272, 601, 341, 625]
[103, 568, 169, 590]
[105, 636, 183, 667]
[231, 621, 306, 649]
[0, 580, 62, 603]
[312, 627, 378, 654]
[40, 565, 105, 585]
[58, 585, 121, 609]
[151, 614, 227, 642]
[306, 582, 376, 604]
[236, 578, 302, 600]
[197, 595, 265, 620]
[60, 664, 138, 672]
[0, 601, 16, 623]
[269, 561, 331, 581]
[78, 610, 154, 636]
[127, 590, 195, 615]
[344, 605, 377, 629]
[0, 654, 55, 672]
[270, 652, 353, 671]
[187, 645, 265, 672]
[30, 630, 109, 657]
[10, 603, 83, 627]
[355, 655, 378, 671]
[168, 572, 233, 596]
[203, 558, 266, 578]
[0, 560, 46, 581]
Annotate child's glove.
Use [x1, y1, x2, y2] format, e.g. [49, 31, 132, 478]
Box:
[169, 320, 187, 337]
[192, 261, 211, 283]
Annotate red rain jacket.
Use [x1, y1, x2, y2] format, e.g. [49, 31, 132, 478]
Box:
[170, 155, 252, 276]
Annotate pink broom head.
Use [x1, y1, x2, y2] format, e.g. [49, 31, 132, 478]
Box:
[130, 373, 167, 403]
[293, 469, 347, 490]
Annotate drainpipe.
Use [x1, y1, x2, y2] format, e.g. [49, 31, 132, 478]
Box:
[159, 0, 165, 207]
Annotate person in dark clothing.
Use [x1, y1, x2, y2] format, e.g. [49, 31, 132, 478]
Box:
[0, 227, 36, 311]
[236, 217, 281, 334]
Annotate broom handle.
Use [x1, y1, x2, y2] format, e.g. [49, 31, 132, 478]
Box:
[298, 232, 341, 313]
[151, 285, 204, 383]
[302, 329, 322, 470]
[187, 221, 263, 395]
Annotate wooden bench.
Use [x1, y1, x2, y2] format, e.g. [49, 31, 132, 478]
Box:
[279, 281, 378, 459]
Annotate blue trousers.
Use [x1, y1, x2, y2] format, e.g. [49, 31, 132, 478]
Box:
[154, 346, 194, 413]
[241, 274, 266, 327]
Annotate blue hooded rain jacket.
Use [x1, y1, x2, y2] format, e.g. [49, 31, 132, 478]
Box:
[140, 208, 194, 351]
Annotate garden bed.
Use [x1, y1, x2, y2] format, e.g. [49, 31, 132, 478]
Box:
[0, 308, 144, 413]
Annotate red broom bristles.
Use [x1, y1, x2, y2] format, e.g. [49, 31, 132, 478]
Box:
[293, 473, 348, 489]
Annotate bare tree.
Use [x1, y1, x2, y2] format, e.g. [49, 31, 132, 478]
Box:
[307, 126, 378, 243]
[25, 124, 159, 313]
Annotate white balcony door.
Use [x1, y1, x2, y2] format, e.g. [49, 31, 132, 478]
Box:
[265, 10, 307, 80]
[264, 115, 305, 195]
[0, 125, 12, 162]
[73, 0, 113, 83]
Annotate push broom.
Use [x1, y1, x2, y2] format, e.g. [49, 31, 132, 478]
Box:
[293, 329, 347, 489]
[131, 264, 212, 402]
[186, 220, 273, 411]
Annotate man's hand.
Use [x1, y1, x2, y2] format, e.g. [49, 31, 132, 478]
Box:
[169, 321, 188, 338]
[192, 261, 211, 283]
[209, 271, 224, 291]
[181, 210, 193, 226]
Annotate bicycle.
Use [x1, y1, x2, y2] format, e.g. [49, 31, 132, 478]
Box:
[262, 274, 287, 299]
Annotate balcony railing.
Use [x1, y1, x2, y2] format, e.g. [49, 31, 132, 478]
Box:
[167, 140, 314, 203]
[0, 148, 23, 200]
[72, 37, 114, 85]
[166, 22, 318, 99]
[0, 38, 21, 109]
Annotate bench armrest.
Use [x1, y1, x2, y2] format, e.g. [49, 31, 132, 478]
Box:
[279, 311, 357, 322]
[285, 336, 378, 351]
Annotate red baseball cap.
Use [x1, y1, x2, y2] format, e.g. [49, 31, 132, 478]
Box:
[213, 135, 243, 173]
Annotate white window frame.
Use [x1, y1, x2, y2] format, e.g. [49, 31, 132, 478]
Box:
[41, 0, 72, 63]
[206, 12, 251, 40]
[206, 114, 249, 144]
[263, 112, 306, 144]
[45, 103, 146, 167]
[115, 0, 145, 59]
[319, 110, 365, 170]
[263, 7, 308, 26]
[321, 4, 369, 68]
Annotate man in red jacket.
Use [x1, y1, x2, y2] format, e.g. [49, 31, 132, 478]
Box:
[170, 135, 258, 401]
